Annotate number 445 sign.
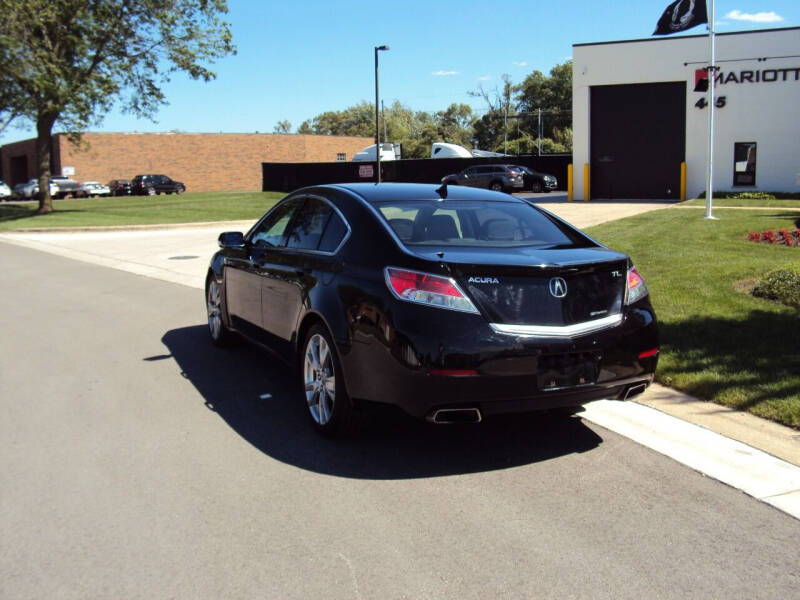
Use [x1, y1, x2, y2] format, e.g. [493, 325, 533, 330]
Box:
[695, 96, 726, 109]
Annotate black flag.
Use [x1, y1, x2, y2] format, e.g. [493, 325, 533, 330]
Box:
[653, 0, 708, 35]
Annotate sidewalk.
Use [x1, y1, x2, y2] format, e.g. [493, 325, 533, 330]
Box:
[2, 200, 799, 519]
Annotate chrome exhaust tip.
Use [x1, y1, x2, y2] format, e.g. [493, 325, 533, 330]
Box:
[427, 408, 483, 424]
[623, 383, 648, 400]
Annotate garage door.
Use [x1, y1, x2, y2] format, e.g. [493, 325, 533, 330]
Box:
[590, 82, 686, 200]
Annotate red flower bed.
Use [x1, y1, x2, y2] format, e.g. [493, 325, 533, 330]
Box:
[748, 228, 800, 246]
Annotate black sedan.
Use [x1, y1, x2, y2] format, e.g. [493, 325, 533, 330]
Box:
[513, 165, 558, 193]
[206, 183, 658, 436]
[131, 174, 186, 195]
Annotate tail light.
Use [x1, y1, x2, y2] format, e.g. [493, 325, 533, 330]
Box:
[624, 266, 649, 305]
[385, 267, 479, 313]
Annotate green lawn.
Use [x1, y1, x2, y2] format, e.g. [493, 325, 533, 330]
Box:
[682, 197, 800, 208]
[0, 191, 283, 232]
[587, 206, 800, 428]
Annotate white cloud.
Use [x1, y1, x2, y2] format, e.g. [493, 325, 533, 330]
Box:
[725, 9, 784, 23]
[477, 75, 492, 81]
[432, 70, 459, 76]
[513, 61, 528, 67]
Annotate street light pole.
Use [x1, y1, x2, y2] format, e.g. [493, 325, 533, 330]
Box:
[374, 45, 389, 184]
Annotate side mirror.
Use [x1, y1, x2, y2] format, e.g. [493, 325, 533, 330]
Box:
[218, 231, 246, 249]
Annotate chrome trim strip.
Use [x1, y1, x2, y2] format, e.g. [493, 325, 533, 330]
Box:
[489, 313, 623, 338]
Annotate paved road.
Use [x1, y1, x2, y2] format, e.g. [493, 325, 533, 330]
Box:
[2, 241, 799, 598]
[0, 243, 800, 599]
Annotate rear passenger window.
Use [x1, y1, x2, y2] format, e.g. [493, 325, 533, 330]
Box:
[286, 198, 334, 250]
[318, 211, 348, 252]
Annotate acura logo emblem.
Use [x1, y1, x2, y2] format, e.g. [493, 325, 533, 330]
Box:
[549, 277, 567, 298]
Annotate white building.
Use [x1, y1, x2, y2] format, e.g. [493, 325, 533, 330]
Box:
[572, 26, 800, 200]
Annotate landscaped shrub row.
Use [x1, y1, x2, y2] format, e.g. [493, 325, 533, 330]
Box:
[698, 191, 796, 200]
[747, 229, 800, 246]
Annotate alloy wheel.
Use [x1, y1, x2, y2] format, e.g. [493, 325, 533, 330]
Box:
[303, 334, 336, 425]
[207, 279, 222, 340]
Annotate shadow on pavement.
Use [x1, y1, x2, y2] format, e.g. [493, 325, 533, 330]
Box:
[159, 325, 604, 479]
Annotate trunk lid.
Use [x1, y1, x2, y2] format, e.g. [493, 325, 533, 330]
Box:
[412, 246, 628, 326]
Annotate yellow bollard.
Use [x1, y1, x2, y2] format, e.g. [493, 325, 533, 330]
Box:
[680, 161, 687, 202]
[583, 163, 590, 202]
[567, 164, 573, 202]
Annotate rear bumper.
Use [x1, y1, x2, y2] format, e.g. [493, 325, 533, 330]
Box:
[341, 302, 658, 419]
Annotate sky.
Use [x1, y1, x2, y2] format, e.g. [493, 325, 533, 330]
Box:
[2, 0, 798, 144]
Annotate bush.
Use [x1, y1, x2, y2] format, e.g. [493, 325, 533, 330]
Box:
[752, 268, 800, 309]
[697, 191, 777, 200]
[697, 191, 798, 200]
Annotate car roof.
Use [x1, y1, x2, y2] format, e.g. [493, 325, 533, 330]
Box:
[318, 182, 526, 205]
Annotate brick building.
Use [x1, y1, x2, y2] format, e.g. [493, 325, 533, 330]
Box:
[0, 132, 373, 192]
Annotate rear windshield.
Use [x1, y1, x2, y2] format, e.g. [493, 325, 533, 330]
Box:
[375, 200, 592, 248]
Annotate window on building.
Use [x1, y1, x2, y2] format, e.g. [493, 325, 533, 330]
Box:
[733, 142, 757, 186]
[336, 153, 346, 162]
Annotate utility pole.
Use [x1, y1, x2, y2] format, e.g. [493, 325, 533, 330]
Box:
[381, 100, 388, 144]
[537, 108, 542, 156]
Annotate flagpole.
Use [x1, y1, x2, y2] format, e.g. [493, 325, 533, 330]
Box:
[704, 0, 717, 219]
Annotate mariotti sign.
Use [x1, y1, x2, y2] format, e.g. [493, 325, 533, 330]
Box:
[713, 67, 800, 84]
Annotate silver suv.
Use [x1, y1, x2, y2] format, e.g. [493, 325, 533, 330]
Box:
[441, 164, 524, 193]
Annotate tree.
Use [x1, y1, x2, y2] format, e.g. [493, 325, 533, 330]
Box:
[433, 103, 475, 149]
[0, 0, 234, 214]
[295, 100, 476, 159]
[273, 120, 292, 134]
[468, 75, 515, 152]
[301, 101, 374, 137]
[515, 60, 572, 151]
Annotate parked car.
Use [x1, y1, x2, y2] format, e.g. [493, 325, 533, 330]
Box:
[50, 175, 81, 198]
[206, 183, 658, 436]
[441, 164, 524, 193]
[512, 165, 558, 193]
[131, 174, 186, 195]
[0, 181, 11, 200]
[78, 181, 111, 197]
[108, 179, 132, 196]
[13, 179, 59, 199]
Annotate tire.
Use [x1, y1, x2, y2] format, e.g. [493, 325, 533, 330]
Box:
[530, 181, 543, 193]
[175, 187, 184, 195]
[489, 181, 504, 192]
[147, 187, 156, 196]
[301, 324, 360, 436]
[206, 275, 237, 347]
